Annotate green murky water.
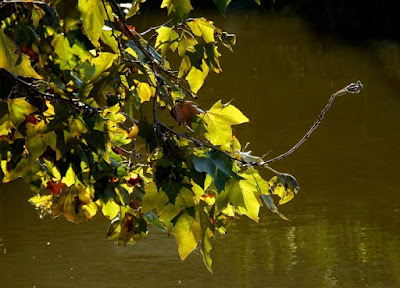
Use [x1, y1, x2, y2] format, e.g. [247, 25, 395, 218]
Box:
[1, 10, 400, 288]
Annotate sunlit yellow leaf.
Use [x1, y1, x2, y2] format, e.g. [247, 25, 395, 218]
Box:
[29, 194, 53, 212]
[178, 55, 191, 78]
[82, 201, 98, 219]
[78, 0, 108, 45]
[126, 0, 146, 18]
[174, 211, 200, 260]
[51, 34, 76, 70]
[155, 26, 179, 57]
[173, 208, 214, 272]
[222, 178, 260, 222]
[135, 81, 155, 102]
[62, 166, 76, 187]
[186, 59, 209, 93]
[102, 200, 120, 219]
[203, 100, 249, 150]
[90, 52, 117, 82]
[187, 18, 216, 43]
[177, 35, 196, 56]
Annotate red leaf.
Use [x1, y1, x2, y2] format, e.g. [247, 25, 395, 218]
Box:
[25, 114, 40, 125]
[170, 102, 200, 128]
[47, 181, 65, 195]
[127, 174, 140, 186]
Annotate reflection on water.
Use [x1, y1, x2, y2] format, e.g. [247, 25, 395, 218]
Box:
[1, 10, 400, 288]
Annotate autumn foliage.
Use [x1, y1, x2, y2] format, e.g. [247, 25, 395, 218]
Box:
[0, 0, 298, 271]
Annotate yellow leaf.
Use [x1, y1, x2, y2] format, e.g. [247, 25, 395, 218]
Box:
[29, 194, 53, 212]
[82, 201, 98, 219]
[90, 52, 117, 82]
[102, 200, 120, 219]
[224, 178, 261, 222]
[174, 212, 200, 260]
[177, 35, 196, 56]
[78, 0, 108, 45]
[203, 100, 249, 150]
[135, 81, 155, 103]
[155, 26, 179, 57]
[0, 30, 41, 78]
[173, 208, 214, 272]
[7, 98, 36, 128]
[187, 18, 216, 43]
[178, 56, 191, 78]
[185, 59, 209, 93]
[62, 166, 76, 187]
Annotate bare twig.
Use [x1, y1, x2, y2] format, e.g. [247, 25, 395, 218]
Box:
[262, 81, 363, 164]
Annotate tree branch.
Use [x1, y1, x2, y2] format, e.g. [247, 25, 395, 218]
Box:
[153, 81, 363, 175]
[2, 69, 99, 116]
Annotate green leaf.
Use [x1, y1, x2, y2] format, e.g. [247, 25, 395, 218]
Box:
[203, 100, 249, 150]
[212, 0, 232, 15]
[26, 131, 57, 164]
[193, 150, 241, 192]
[126, 40, 148, 63]
[78, 0, 108, 45]
[51, 34, 77, 70]
[7, 98, 36, 128]
[143, 211, 167, 231]
[161, 0, 193, 24]
[0, 30, 41, 78]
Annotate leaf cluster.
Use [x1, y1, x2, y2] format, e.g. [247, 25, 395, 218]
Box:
[0, 0, 298, 272]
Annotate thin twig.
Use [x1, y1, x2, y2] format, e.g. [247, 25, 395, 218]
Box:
[262, 81, 363, 164]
